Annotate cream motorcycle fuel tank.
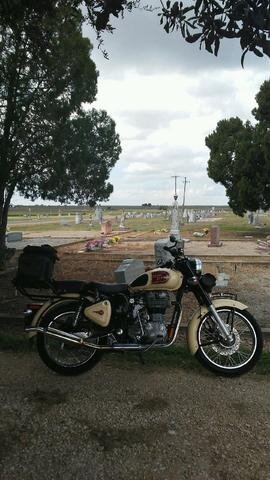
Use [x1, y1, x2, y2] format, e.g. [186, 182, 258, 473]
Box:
[129, 268, 182, 292]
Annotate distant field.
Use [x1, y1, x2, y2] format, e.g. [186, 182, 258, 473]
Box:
[6, 209, 270, 239]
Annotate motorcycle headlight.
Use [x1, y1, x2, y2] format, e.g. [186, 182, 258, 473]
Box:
[190, 258, 202, 275]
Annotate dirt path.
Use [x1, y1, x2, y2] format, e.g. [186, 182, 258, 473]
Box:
[1, 351, 270, 480]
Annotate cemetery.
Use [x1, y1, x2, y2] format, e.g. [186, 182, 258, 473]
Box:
[2, 206, 270, 332]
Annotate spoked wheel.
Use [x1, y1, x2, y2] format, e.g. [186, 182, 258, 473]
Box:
[196, 307, 263, 376]
[37, 302, 102, 375]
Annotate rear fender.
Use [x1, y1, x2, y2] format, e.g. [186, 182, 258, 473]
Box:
[187, 299, 248, 355]
[27, 294, 83, 338]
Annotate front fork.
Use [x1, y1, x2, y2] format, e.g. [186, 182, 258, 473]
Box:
[190, 282, 234, 344]
[207, 304, 234, 344]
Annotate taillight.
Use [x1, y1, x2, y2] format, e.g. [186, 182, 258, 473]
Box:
[24, 303, 42, 329]
[26, 303, 43, 312]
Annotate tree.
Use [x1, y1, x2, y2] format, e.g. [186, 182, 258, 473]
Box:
[2, 1, 270, 63]
[0, 4, 121, 267]
[206, 80, 270, 216]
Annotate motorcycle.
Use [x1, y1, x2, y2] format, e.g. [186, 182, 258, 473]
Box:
[15, 236, 263, 376]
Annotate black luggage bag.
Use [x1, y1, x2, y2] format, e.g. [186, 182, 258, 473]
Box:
[13, 245, 58, 289]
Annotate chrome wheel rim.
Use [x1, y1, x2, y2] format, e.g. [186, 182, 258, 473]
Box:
[44, 311, 97, 367]
[198, 309, 257, 370]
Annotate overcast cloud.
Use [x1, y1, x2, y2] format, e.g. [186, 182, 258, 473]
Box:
[80, 6, 269, 205]
[82, 7, 270, 206]
[14, 5, 270, 206]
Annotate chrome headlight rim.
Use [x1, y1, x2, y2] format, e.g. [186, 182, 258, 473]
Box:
[193, 258, 202, 275]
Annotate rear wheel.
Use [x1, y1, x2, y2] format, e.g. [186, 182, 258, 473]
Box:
[37, 302, 102, 375]
[196, 307, 263, 376]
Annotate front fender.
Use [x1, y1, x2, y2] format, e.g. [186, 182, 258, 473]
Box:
[27, 295, 81, 339]
[187, 299, 248, 355]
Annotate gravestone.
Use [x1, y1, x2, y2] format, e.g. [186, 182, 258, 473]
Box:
[253, 212, 260, 226]
[119, 214, 126, 230]
[94, 205, 103, 223]
[101, 220, 112, 235]
[60, 218, 68, 226]
[189, 210, 196, 223]
[114, 258, 145, 284]
[216, 272, 230, 287]
[170, 197, 180, 239]
[208, 226, 222, 247]
[6, 231, 22, 242]
[75, 212, 82, 224]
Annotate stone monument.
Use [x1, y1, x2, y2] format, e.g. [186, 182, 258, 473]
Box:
[170, 194, 180, 239]
[101, 220, 112, 235]
[75, 212, 82, 224]
[119, 214, 126, 230]
[94, 205, 103, 223]
[208, 226, 222, 247]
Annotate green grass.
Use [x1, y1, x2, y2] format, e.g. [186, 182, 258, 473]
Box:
[8, 222, 100, 233]
[1, 333, 269, 376]
[7, 210, 270, 238]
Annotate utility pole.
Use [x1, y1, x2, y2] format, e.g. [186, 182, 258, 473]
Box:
[180, 177, 190, 223]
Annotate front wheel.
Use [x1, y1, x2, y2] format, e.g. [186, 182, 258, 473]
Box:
[37, 302, 102, 375]
[195, 307, 263, 376]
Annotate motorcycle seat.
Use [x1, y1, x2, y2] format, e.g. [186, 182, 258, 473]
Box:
[53, 280, 128, 295]
[53, 280, 87, 294]
[87, 281, 128, 295]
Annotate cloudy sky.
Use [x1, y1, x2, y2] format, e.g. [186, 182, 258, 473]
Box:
[14, 5, 270, 207]
[84, 6, 270, 206]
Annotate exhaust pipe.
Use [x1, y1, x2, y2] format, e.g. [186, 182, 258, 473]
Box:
[26, 326, 156, 351]
[25, 324, 180, 351]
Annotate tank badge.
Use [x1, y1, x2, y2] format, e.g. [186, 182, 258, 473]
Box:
[152, 271, 169, 284]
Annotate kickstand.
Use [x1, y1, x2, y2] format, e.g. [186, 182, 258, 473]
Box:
[138, 352, 146, 365]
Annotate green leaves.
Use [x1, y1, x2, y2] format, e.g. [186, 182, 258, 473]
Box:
[206, 81, 270, 216]
[2, 1, 270, 63]
[0, 2, 121, 207]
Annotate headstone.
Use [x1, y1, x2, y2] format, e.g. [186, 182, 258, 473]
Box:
[189, 210, 196, 223]
[75, 212, 82, 224]
[60, 218, 68, 226]
[101, 220, 112, 235]
[6, 231, 22, 242]
[94, 205, 103, 223]
[170, 197, 180, 239]
[247, 211, 253, 224]
[119, 214, 126, 230]
[114, 258, 145, 284]
[216, 272, 230, 288]
[253, 212, 260, 226]
[208, 226, 222, 247]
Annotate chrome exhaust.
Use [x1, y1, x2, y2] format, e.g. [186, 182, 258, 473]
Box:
[25, 327, 163, 351]
[25, 323, 181, 351]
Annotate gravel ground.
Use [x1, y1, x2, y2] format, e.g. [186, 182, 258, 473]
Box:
[1, 352, 270, 480]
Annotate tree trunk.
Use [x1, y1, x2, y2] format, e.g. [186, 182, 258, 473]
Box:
[0, 185, 15, 270]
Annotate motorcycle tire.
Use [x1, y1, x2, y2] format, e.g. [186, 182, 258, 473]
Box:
[37, 301, 102, 376]
[195, 307, 263, 376]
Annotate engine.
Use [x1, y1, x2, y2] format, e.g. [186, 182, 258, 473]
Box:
[128, 291, 170, 344]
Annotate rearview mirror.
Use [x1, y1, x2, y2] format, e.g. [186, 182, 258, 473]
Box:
[169, 234, 176, 243]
